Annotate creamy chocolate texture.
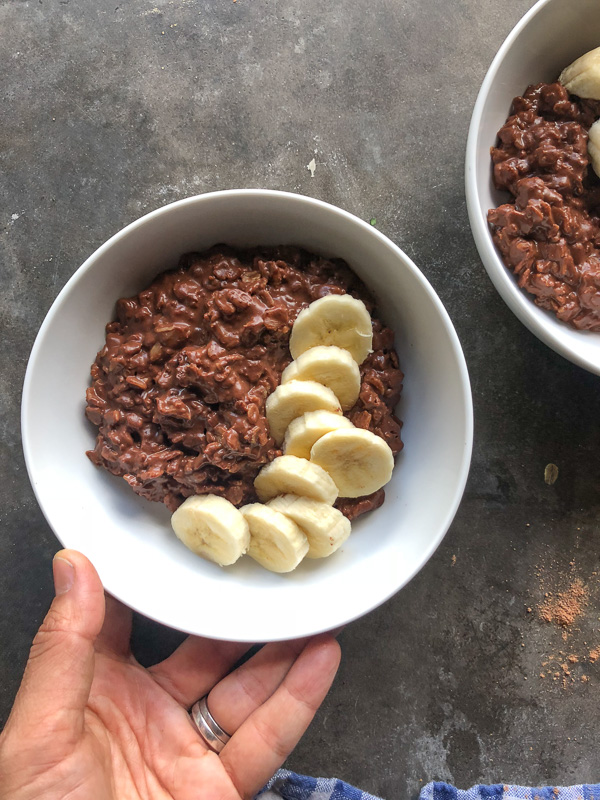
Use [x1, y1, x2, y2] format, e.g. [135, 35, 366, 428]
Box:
[488, 82, 600, 330]
[85, 246, 403, 520]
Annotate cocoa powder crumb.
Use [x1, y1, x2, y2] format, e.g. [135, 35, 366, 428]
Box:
[538, 579, 587, 628]
[530, 554, 597, 689]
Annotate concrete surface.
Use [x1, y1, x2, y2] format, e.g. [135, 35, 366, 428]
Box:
[1, 0, 600, 797]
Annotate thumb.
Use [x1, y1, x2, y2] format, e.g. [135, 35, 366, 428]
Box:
[9, 549, 106, 743]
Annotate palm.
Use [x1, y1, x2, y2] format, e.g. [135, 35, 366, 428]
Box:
[81, 647, 240, 800]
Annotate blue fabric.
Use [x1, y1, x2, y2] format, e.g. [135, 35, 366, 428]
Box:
[257, 773, 600, 800]
[258, 769, 382, 800]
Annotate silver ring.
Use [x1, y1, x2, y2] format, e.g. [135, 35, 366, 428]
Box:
[190, 696, 231, 753]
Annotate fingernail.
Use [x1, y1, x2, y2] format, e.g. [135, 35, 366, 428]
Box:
[53, 556, 75, 596]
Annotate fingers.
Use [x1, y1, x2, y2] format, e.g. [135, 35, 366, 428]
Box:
[8, 550, 105, 746]
[95, 593, 133, 659]
[220, 635, 341, 799]
[207, 638, 308, 735]
[149, 637, 250, 707]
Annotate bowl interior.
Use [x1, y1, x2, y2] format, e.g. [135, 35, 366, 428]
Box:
[466, 0, 600, 374]
[22, 191, 472, 641]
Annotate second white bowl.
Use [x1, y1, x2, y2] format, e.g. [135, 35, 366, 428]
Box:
[466, 0, 600, 375]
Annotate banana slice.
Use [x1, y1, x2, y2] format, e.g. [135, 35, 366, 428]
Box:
[281, 345, 361, 410]
[254, 454, 339, 504]
[283, 409, 355, 460]
[241, 503, 309, 573]
[588, 119, 600, 178]
[171, 494, 250, 566]
[310, 428, 394, 498]
[559, 46, 600, 100]
[268, 494, 351, 558]
[289, 294, 373, 365]
[266, 380, 342, 444]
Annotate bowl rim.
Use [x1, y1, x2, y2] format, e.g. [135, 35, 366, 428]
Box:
[21, 188, 474, 640]
[464, 0, 600, 376]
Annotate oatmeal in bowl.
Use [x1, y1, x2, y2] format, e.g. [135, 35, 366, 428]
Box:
[86, 246, 403, 518]
[86, 245, 404, 573]
[488, 72, 600, 331]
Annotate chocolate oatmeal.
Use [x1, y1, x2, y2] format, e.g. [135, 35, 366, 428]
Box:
[85, 246, 403, 519]
[488, 82, 600, 330]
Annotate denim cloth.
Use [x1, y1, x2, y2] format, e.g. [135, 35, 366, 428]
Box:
[258, 772, 600, 800]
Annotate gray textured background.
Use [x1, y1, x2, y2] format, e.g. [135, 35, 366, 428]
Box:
[2, 0, 600, 797]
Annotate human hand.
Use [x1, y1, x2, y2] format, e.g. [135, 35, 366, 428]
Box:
[0, 550, 341, 800]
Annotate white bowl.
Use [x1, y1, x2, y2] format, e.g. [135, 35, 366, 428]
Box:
[466, 0, 600, 375]
[22, 190, 472, 642]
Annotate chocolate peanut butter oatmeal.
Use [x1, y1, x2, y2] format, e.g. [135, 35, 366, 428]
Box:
[85, 246, 403, 520]
[488, 82, 600, 330]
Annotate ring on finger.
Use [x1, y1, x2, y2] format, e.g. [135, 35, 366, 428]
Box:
[190, 695, 231, 754]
